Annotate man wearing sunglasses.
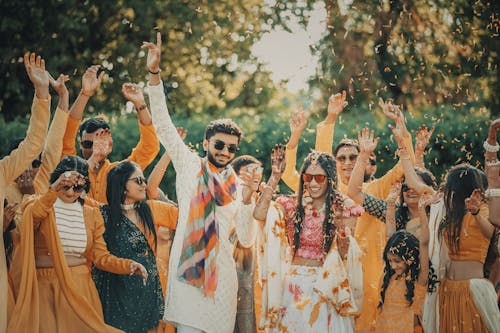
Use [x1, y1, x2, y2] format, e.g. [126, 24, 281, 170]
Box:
[61, 65, 159, 203]
[145, 32, 258, 333]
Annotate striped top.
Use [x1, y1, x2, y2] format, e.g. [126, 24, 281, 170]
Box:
[54, 198, 87, 257]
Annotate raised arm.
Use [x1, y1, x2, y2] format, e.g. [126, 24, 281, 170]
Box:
[315, 91, 347, 154]
[281, 105, 306, 193]
[347, 128, 379, 204]
[61, 65, 104, 157]
[144, 32, 197, 169]
[385, 182, 401, 239]
[414, 124, 434, 169]
[465, 189, 494, 239]
[416, 193, 434, 286]
[35, 73, 70, 193]
[254, 145, 286, 221]
[0, 52, 50, 183]
[146, 127, 187, 199]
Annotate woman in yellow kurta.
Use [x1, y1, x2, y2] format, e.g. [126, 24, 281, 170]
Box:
[8, 155, 148, 333]
[92, 161, 178, 333]
[2, 52, 51, 331]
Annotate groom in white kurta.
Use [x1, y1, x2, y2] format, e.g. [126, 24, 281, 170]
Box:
[148, 78, 257, 332]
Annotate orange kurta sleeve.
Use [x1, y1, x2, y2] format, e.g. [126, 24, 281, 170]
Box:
[86, 206, 132, 275]
[61, 116, 80, 157]
[148, 200, 178, 230]
[126, 122, 160, 171]
[281, 146, 300, 193]
[314, 121, 334, 155]
[35, 107, 69, 194]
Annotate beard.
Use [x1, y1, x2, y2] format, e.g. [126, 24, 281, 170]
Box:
[207, 149, 231, 168]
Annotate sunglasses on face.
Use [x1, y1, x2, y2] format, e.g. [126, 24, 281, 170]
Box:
[81, 140, 93, 149]
[401, 183, 410, 192]
[302, 173, 327, 183]
[31, 159, 42, 168]
[336, 154, 358, 163]
[62, 184, 86, 193]
[212, 140, 238, 154]
[128, 176, 147, 185]
[369, 159, 377, 166]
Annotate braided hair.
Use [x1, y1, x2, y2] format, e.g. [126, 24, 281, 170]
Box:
[293, 151, 345, 255]
[379, 230, 438, 309]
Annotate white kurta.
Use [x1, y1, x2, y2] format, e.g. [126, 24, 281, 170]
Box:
[148, 82, 256, 333]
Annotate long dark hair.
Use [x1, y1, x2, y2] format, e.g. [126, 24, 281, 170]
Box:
[439, 163, 487, 252]
[106, 161, 157, 247]
[397, 167, 437, 230]
[293, 151, 344, 255]
[50, 155, 90, 205]
[379, 230, 438, 309]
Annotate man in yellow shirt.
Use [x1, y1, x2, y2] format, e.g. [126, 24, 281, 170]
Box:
[281, 96, 414, 332]
[62, 66, 159, 203]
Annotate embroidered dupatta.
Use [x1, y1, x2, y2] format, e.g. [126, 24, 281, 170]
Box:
[177, 158, 237, 297]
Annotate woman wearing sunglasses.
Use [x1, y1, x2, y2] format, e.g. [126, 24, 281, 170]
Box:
[92, 161, 178, 333]
[8, 155, 148, 332]
[254, 148, 364, 332]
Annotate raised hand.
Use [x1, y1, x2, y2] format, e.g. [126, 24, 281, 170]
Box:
[130, 261, 148, 286]
[90, 129, 112, 164]
[176, 127, 188, 141]
[485, 160, 500, 188]
[50, 170, 86, 192]
[270, 144, 286, 180]
[141, 31, 162, 73]
[415, 124, 434, 152]
[378, 98, 402, 123]
[418, 192, 443, 210]
[24, 52, 49, 99]
[122, 83, 146, 107]
[49, 73, 70, 111]
[327, 90, 347, 119]
[386, 181, 402, 204]
[81, 65, 104, 97]
[358, 128, 379, 154]
[465, 189, 485, 215]
[289, 104, 307, 136]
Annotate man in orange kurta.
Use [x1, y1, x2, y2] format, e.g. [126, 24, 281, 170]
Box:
[61, 66, 159, 203]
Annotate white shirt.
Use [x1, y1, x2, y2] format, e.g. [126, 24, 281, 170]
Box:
[148, 82, 256, 333]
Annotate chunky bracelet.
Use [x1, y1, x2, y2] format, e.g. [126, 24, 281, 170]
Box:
[136, 104, 148, 112]
[483, 140, 500, 153]
[148, 68, 161, 75]
[485, 188, 500, 198]
[470, 209, 480, 216]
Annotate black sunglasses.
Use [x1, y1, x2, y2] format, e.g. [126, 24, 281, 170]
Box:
[31, 159, 42, 168]
[128, 176, 147, 185]
[213, 140, 238, 153]
[336, 154, 358, 163]
[62, 184, 86, 193]
[401, 183, 410, 192]
[81, 140, 93, 149]
[302, 173, 327, 183]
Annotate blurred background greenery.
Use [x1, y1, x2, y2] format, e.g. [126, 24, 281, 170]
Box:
[0, 0, 497, 198]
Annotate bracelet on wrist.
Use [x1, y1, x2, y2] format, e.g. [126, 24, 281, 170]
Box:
[80, 90, 93, 97]
[148, 68, 161, 75]
[136, 104, 148, 112]
[485, 188, 500, 198]
[470, 209, 480, 216]
[483, 140, 500, 153]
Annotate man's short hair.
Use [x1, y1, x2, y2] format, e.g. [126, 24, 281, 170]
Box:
[204, 118, 243, 142]
[79, 117, 110, 138]
[231, 155, 261, 174]
[333, 138, 360, 157]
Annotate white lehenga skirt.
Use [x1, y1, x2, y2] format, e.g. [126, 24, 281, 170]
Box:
[272, 265, 355, 333]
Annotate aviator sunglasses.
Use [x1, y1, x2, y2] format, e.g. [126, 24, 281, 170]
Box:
[81, 140, 94, 149]
[336, 154, 358, 163]
[212, 140, 238, 153]
[128, 176, 147, 185]
[302, 173, 327, 183]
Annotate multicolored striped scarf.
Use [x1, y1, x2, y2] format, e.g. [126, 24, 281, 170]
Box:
[177, 158, 237, 297]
